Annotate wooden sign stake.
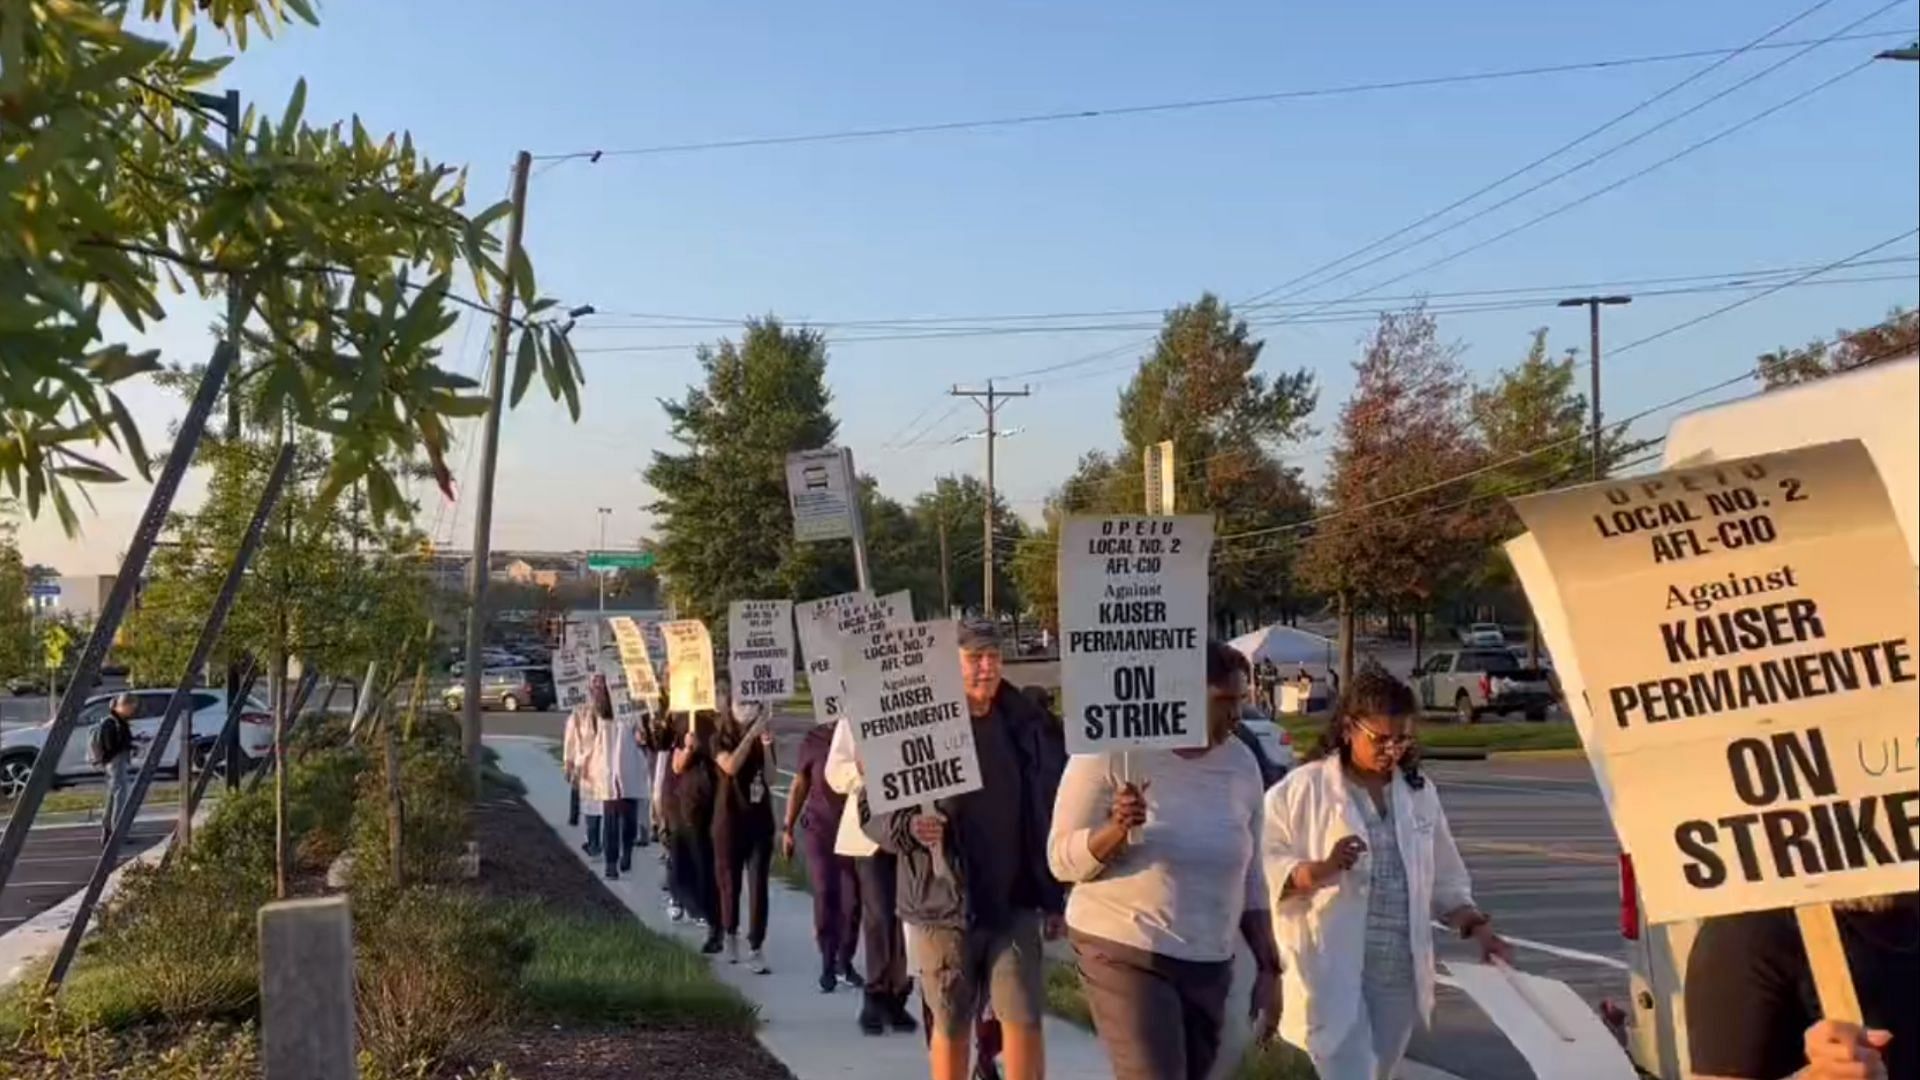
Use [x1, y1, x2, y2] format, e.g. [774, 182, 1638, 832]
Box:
[1795, 902, 1863, 1023]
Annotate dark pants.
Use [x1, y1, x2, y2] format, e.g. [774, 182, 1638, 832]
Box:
[1072, 931, 1234, 1080]
[714, 809, 774, 948]
[802, 823, 861, 971]
[856, 852, 909, 997]
[670, 813, 719, 924]
[602, 798, 639, 872]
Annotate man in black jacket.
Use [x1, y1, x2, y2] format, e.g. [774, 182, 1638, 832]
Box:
[882, 619, 1066, 1080]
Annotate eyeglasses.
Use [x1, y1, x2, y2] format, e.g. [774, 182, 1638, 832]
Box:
[1353, 722, 1415, 749]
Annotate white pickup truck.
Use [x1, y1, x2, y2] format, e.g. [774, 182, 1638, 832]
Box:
[1413, 648, 1557, 722]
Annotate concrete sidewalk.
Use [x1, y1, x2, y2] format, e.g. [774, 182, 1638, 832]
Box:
[490, 736, 1115, 1080]
[491, 737, 1469, 1080]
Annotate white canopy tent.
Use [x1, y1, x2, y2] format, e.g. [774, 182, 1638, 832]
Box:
[1228, 623, 1333, 669]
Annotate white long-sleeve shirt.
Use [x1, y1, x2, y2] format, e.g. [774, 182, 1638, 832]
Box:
[1261, 758, 1475, 1061]
[1048, 741, 1268, 964]
[825, 716, 877, 856]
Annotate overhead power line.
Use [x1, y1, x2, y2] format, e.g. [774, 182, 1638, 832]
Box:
[527, 28, 1913, 163]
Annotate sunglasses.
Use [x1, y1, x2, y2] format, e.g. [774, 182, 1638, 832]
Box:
[1353, 722, 1415, 749]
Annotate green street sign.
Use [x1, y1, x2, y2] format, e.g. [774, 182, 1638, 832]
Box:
[587, 551, 655, 572]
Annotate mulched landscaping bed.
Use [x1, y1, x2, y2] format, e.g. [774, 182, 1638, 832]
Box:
[468, 786, 795, 1080]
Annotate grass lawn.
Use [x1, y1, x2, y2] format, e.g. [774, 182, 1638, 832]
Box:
[515, 904, 758, 1030]
[1, 783, 181, 817]
[1278, 715, 1579, 755]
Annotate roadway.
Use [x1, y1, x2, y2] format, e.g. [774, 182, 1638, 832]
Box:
[481, 705, 1624, 1080]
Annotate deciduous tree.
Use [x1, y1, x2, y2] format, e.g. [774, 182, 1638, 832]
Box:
[1759, 308, 1918, 389]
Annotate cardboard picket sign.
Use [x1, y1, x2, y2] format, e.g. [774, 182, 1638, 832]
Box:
[553, 646, 594, 713]
[1509, 440, 1919, 927]
[794, 591, 912, 726]
[597, 657, 646, 725]
[837, 619, 981, 817]
[1058, 514, 1215, 754]
[727, 600, 796, 703]
[660, 620, 717, 715]
[607, 616, 662, 711]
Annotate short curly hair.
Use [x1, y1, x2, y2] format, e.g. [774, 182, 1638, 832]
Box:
[1312, 660, 1425, 789]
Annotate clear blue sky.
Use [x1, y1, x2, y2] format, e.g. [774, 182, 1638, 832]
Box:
[23, 0, 1920, 573]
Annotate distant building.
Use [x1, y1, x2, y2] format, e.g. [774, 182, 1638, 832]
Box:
[32, 574, 120, 622]
[490, 552, 585, 590]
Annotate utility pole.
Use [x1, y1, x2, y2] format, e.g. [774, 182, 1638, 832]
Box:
[949, 381, 1029, 617]
[938, 517, 952, 617]
[459, 151, 533, 793]
[1557, 295, 1632, 480]
[595, 506, 611, 655]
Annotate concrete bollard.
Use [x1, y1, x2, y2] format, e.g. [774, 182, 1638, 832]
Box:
[259, 895, 356, 1079]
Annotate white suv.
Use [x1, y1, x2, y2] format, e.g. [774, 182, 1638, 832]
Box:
[0, 688, 273, 800]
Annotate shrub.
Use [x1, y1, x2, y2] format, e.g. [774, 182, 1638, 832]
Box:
[6, 1003, 258, 1080]
[354, 889, 532, 1075]
[82, 858, 270, 1026]
[289, 742, 369, 869]
[349, 736, 467, 887]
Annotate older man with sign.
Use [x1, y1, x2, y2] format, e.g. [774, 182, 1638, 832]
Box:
[861, 619, 1067, 1080]
[729, 600, 796, 704]
[1058, 515, 1215, 755]
[1511, 440, 1919, 1080]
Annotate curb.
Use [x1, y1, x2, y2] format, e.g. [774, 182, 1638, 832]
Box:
[1419, 747, 1490, 761]
[1487, 748, 1587, 761]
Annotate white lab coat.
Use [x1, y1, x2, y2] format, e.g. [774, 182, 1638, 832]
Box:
[562, 705, 597, 781]
[578, 711, 648, 804]
[1261, 758, 1475, 1063]
[825, 717, 878, 857]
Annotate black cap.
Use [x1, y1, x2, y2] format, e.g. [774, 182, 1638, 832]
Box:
[957, 618, 1001, 652]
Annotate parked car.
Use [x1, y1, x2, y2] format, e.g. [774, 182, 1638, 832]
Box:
[0, 688, 273, 800]
[1414, 649, 1556, 722]
[6, 674, 48, 696]
[1235, 704, 1296, 788]
[1457, 622, 1507, 648]
[442, 667, 555, 713]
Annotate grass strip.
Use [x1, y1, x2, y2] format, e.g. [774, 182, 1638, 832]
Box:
[514, 904, 759, 1031]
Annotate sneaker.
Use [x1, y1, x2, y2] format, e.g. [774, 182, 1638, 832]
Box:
[725, 935, 741, 964]
[857, 995, 886, 1036]
[818, 969, 838, 993]
[748, 947, 770, 975]
[839, 964, 865, 990]
[700, 934, 725, 956]
[884, 993, 919, 1034]
[604, 866, 619, 881]
[620, 858, 633, 873]
[668, 902, 685, 923]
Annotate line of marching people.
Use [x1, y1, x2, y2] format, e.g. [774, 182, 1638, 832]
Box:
[562, 673, 781, 972]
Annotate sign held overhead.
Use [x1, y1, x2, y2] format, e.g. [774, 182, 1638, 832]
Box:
[728, 600, 796, 703]
[607, 616, 662, 711]
[1059, 515, 1215, 754]
[661, 619, 717, 714]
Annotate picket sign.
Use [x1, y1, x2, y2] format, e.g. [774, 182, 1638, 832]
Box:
[607, 616, 662, 712]
[727, 600, 796, 704]
[794, 591, 910, 860]
[660, 620, 717, 720]
[1510, 439, 1916, 1026]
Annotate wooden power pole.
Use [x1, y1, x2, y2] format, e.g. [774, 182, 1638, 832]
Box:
[948, 381, 1029, 617]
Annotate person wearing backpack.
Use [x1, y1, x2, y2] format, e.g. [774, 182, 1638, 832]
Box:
[89, 694, 138, 848]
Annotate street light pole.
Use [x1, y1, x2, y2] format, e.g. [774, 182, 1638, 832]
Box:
[595, 507, 611, 653]
[1557, 295, 1633, 480]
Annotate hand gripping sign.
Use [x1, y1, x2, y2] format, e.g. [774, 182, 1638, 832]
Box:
[728, 600, 796, 704]
[1511, 440, 1918, 926]
[1058, 514, 1215, 754]
[836, 619, 981, 817]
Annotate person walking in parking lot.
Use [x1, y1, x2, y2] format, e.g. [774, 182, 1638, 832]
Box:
[880, 618, 1067, 1080]
[1263, 665, 1508, 1079]
[1049, 640, 1281, 1080]
[88, 693, 139, 848]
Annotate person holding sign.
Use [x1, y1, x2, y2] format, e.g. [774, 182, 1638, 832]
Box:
[1685, 891, 1918, 1080]
[670, 703, 725, 955]
[879, 619, 1067, 1080]
[712, 679, 779, 974]
[1048, 639, 1282, 1080]
[1262, 666, 1508, 1079]
[786, 713, 865, 993]
[581, 674, 650, 880]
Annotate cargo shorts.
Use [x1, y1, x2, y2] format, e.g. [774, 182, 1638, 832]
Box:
[911, 909, 1045, 1039]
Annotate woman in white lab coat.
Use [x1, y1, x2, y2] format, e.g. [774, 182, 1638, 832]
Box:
[581, 673, 650, 881]
[1262, 666, 1510, 1079]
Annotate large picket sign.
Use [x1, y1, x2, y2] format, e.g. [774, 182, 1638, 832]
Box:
[597, 657, 646, 724]
[660, 620, 717, 714]
[728, 600, 796, 703]
[1512, 440, 1919, 923]
[607, 616, 662, 710]
[1058, 514, 1214, 754]
[794, 590, 911, 726]
[553, 646, 593, 712]
[837, 619, 981, 816]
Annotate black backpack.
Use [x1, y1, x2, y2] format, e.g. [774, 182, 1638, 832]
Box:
[88, 715, 130, 766]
